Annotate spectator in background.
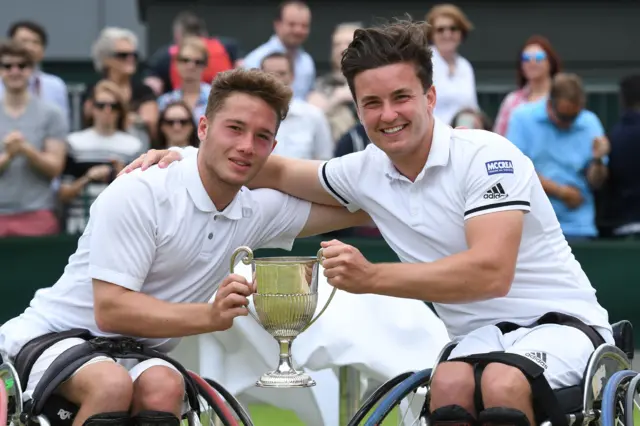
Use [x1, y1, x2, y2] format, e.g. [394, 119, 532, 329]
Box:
[244, 1, 315, 100]
[261, 52, 333, 160]
[450, 107, 493, 130]
[0, 21, 69, 126]
[153, 100, 200, 150]
[605, 75, 640, 238]
[494, 35, 562, 136]
[426, 4, 478, 124]
[143, 11, 241, 96]
[0, 41, 67, 237]
[59, 80, 142, 234]
[334, 122, 369, 158]
[157, 37, 211, 123]
[507, 73, 609, 241]
[307, 22, 360, 142]
[85, 27, 157, 147]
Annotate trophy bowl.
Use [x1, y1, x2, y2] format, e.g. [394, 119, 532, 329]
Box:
[230, 246, 337, 388]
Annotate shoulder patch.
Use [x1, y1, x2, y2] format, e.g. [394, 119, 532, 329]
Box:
[485, 160, 514, 175]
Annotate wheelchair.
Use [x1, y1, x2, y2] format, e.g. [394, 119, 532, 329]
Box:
[348, 320, 638, 426]
[0, 335, 255, 426]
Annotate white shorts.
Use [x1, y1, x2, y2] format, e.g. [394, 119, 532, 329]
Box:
[447, 323, 597, 389]
[22, 338, 183, 405]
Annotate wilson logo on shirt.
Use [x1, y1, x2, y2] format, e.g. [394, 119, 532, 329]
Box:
[485, 160, 514, 175]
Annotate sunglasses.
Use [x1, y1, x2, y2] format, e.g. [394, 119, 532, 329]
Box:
[111, 51, 138, 61]
[522, 51, 547, 63]
[94, 101, 120, 110]
[163, 118, 191, 127]
[178, 56, 207, 67]
[0, 62, 29, 71]
[435, 25, 459, 34]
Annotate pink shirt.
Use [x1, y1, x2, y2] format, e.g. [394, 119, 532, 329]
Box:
[493, 88, 529, 136]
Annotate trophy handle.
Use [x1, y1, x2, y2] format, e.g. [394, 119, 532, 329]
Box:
[229, 246, 260, 323]
[302, 248, 337, 332]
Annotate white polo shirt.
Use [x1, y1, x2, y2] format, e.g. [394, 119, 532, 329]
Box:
[318, 117, 612, 341]
[0, 154, 311, 357]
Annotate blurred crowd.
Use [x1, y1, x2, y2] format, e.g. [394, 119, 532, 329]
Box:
[0, 1, 639, 242]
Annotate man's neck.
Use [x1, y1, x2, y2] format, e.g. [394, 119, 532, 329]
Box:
[391, 123, 434, 182]
[94, 123, 116, 136]
[181, 80, 200, 94]
[107, 71, 129, 86]
[3, 90, 29, 110]
[197, 154, 239, 212]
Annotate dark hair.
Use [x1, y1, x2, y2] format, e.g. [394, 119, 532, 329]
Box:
[0, 39, 34, 66]
[620, 74, 640, 110]
[550, 73, 585, 106]
[341, 19, 433, 100]
[276, 1, 309, 21]
[86, 79, 129, 131]
[204, 68, 292, 127]
[260, 52, 293, 73]
[155, 100, 199, 149]
[173, 11, 207, 37]
[7, 20, 48, 46]
[516, 35, 562, 89]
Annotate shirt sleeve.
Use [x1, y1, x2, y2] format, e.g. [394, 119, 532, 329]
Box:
[463, 137, 535, 220]
[250, 188, 312, 251]
[45, 104, 69, 139]
[88, 174, 157, 291]
[317, 151, 365, 212]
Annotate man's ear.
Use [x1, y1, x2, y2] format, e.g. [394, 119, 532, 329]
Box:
[197, 116, 208, 143]
[271, 139, 279, 152]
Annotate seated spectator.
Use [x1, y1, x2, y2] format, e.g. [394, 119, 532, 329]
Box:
[85, 27, 158, 146]
[153, 100, 199, 150]
[59, 80, 142, 234]
[1, 20, 69, 126]
[494, 35, 561, 136]
[604, 74, 640, 238]
[0, 40, 67, 237]
[143, 11, 240, 95]
[157, 37, 211, 123]
[334, 122, 369, 157]
[261, 52, 333, 160]
[307, 22, 360, 141]
[450, 107, 493, 130]
[506, 73, 609, 241]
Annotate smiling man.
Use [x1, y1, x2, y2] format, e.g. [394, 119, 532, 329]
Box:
[126, 20, 612, 426]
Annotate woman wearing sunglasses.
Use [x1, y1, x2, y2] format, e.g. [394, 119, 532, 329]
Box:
[494, 35, 562, 136]
[58, 80, 143, 234]
[425, 4, 477, 125]
[154, 100, 199, 150]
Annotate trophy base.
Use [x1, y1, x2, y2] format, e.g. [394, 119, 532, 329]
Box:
[255, 370, 316, 388]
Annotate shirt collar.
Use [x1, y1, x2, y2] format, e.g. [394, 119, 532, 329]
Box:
[181, 154, 249, 220]
[267, 34, 304, 57]
[384, 117, 452, 182]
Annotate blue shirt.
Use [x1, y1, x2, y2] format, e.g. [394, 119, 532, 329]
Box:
[506, 99, 605, 237]
[157, 83, 211, 123]
[243, 35, 315, 100]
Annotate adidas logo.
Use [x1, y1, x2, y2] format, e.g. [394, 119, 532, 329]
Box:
[483, 183, 507, 200]
[525, 352, 548, 369]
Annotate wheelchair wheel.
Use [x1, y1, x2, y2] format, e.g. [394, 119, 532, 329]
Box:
[187, 372, 253, 426]
[602, 370, 637, 426]
[624, 373, 640, 426]
[363, 368, 433, 426]
[347, 371, 414, 426]
[1, 376, 7, 426]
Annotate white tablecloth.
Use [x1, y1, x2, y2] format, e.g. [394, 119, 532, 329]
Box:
[198, 263, 450, 426]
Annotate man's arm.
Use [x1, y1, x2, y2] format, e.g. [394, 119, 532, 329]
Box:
[298, 204, 371, 238]
[21, 138, 66, 179]
[369, 210, 522, 302]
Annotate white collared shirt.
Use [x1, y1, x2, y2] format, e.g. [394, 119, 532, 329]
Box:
[431, 47, 478, 125]
[317, 118, 611, 340]
[272, 99, 334, 160]
[3, 154, 311, 356]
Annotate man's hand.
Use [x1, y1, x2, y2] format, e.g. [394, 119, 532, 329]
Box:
[592, 136, 610, 160]
[118, 149, 182, 176]
[3, 131, 25, 157]
[209, 274, 255, 331]
[558, 185, 583, 209]
[320, 239, 375, 294]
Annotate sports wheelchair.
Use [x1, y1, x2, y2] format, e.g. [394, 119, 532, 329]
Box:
[0, 331, 255, 426]
[348, 320, 637, 426]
